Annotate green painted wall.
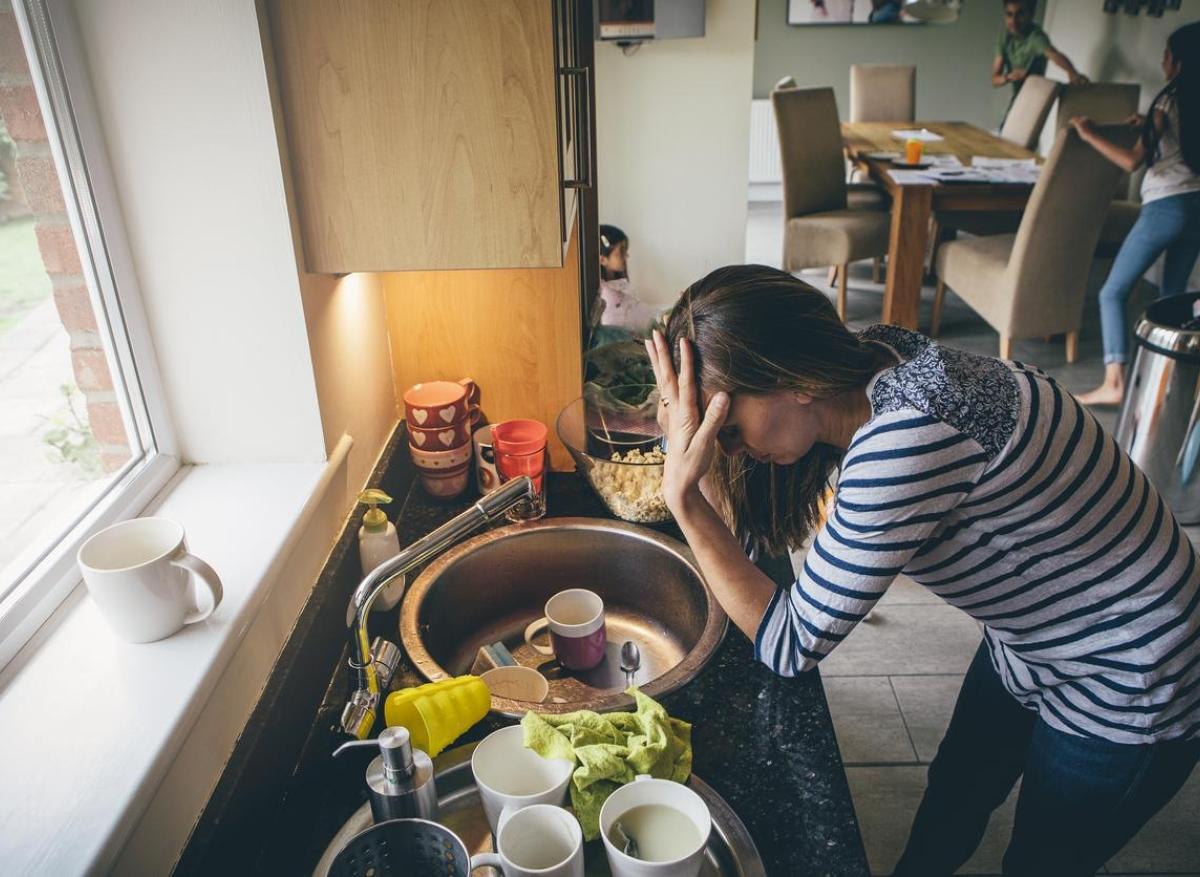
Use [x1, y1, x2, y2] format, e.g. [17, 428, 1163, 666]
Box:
[751, 0, 1025, 129]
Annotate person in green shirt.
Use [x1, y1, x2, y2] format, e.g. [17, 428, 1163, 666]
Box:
[992, 0, 1088, 104]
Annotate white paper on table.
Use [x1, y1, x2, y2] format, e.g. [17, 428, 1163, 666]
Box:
[926, 155, 963, 168]
[888, 169, 939, 185]
[891, 128, 945, 142]
[971, 156, 1038, 169]
[925, 168, 992, 183]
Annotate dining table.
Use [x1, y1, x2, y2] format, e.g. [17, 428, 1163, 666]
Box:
[841, 121, 1040, 330]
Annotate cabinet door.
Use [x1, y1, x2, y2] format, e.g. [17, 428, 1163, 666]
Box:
[267, 0, 564, 273]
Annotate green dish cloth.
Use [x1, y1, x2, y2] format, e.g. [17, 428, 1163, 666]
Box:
[521, 688, 692, 840]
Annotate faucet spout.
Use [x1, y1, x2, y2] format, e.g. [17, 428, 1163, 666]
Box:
[341, 475, 535, 738]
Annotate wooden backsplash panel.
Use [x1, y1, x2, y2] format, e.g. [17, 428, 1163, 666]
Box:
[383, 223, 582, 470]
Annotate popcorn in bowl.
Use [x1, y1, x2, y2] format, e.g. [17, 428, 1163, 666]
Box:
[585, 445, 671, 523]
[556, 390, 673, 524]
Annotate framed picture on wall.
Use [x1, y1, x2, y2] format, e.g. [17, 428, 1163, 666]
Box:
[787, 0, 918, 24]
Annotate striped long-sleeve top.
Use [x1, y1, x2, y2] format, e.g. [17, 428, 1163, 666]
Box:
[755, 326, 1200, 744]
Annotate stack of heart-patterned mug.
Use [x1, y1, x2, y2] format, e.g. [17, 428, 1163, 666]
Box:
[403, 378, 480, 499]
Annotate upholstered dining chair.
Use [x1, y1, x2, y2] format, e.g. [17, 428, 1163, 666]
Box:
[929, 75, 1063, 259]
[773, 86, 891, 319]
[849, 64, 916, 123]
[1056, 82, 1143, 257]
[940, 83, 1142, 256]
[1000, 75, 1061, 149]
[932, 126, 1128, 362]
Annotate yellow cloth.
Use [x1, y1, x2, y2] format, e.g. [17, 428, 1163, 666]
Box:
[520, 688, 692, 840]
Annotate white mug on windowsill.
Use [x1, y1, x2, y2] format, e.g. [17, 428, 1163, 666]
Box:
[78, 517, 223, 643]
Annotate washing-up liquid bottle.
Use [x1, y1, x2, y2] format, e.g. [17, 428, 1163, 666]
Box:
[357, 489, 404, 610]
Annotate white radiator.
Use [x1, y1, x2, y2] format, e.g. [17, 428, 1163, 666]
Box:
[749, 99, 781, 184]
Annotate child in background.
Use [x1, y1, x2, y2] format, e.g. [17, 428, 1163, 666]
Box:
[992, 0, 1087, 108]
[1072, 21, 1200, 406]
[596, 224, 659, 339]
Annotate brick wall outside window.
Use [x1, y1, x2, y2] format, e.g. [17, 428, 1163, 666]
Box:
[1, 0, 131, 472]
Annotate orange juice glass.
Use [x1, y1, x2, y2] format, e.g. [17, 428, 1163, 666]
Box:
[905, 138, 923, 165]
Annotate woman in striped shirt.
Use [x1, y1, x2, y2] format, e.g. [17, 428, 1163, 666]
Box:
[647, 265, 1200, 876]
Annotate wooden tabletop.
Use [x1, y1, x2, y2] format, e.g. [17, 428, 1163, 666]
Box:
[842, 120, 1036, 164]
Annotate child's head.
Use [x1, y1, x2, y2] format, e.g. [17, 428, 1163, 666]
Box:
[1002, 0, 1035, 36]
[600, 224, 629, 281]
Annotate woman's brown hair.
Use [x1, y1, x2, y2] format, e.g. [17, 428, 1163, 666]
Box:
[665, 265, 884, 556]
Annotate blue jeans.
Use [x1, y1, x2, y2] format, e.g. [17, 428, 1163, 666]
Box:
[1099, 191, 1200, 364]
[891, 642, 1200, 877]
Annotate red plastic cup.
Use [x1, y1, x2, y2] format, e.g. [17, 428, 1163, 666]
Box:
[492, 420, 548, 520]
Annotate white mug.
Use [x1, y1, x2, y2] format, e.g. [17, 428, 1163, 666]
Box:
[473, 423, 500, 495]
[78, 517, 223, 643]
[470, 804, 584, 877]
[599, 775, 712, 877]
[470, 725, 573, 835]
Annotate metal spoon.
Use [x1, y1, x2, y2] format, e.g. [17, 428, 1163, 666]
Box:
[620, 640, 641, 688]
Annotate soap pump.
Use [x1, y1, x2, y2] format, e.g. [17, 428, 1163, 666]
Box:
[333, 725, 438, 822]
[357, 489, 403, 610]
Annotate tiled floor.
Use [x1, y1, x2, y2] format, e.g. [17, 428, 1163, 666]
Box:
[746, 201, 1200, 876]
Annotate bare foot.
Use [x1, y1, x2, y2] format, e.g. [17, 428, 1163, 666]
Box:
[1076, 385, 1124, 406]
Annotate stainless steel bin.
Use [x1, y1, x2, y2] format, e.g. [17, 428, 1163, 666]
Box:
[1115, 292, 1200, 525]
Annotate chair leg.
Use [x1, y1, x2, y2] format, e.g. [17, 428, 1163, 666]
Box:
[931, 278, 946, 337]
[872, 256, 882, 284]
[999, 334, 1013, 360]
[837, 262, 849, 319]
[1065, 330, 1079, 364]
[827, 265, 838, 287]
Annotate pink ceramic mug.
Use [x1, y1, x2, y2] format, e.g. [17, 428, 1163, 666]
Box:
[409, 418, 473, 451]
[403, 378, 479, 429]
[524, 589, 607, 671]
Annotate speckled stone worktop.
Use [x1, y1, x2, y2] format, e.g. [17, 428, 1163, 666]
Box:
[388, 473, 869, 876]
[177, 440, 868, 876]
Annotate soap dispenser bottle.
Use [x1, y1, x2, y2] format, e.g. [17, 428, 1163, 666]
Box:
[333, 725, 438, 822]
[357, 489, 403, 610]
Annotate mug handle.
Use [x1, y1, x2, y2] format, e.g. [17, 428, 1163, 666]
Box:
[459, 378, 482, 425]
[469, 853, 503, 873]
[171, 551, 224, 624]
[523, 617, 555, 656]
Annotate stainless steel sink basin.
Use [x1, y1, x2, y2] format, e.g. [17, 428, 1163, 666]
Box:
[400, 517, 727, 714]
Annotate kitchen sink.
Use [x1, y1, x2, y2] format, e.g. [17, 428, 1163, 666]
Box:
[399, 517, 727, 714]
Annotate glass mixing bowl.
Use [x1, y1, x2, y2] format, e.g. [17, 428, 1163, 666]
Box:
[555, 385, 671, 523]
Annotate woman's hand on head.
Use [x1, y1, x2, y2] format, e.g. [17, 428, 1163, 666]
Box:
[645, 330, 730, 513]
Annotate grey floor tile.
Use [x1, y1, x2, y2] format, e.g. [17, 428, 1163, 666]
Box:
[823, 676, 917, 765]
[845, 765, 1020, 876]
[820, 604, 982, 677]
[1106, 768, 1200, 874]
[890, 675, 965, 763]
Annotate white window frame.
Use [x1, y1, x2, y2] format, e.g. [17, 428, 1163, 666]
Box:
[0, 0, 179, 669]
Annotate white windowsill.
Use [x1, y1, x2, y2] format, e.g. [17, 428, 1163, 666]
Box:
[0, 454, 336, 875]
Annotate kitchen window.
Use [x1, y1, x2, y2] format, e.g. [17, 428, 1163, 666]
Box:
[0, 0, 176, 669]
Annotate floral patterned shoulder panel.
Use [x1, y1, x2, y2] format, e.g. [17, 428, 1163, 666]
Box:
[858, 325, 1020, 460]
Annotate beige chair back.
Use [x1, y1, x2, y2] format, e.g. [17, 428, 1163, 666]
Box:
[1054, 82, 1140, 129]
[849, 64, 916, 122]
[1004, 125, 1132, 335]
[1056, 82, 1141, 198]
[1000, 75, 1060, 149]
[772, 86, 847, 220]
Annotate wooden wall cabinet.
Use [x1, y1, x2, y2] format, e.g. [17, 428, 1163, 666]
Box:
[266, 0, 589, 274]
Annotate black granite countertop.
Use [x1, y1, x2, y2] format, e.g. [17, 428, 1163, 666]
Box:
[381, 473, 868, 877]
[177, 438, 867, 876]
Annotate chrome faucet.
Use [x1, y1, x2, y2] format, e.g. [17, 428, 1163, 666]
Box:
[341, 475, 535, 738]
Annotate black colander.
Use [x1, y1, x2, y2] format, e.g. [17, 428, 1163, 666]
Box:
[326, 818, 470, 877]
